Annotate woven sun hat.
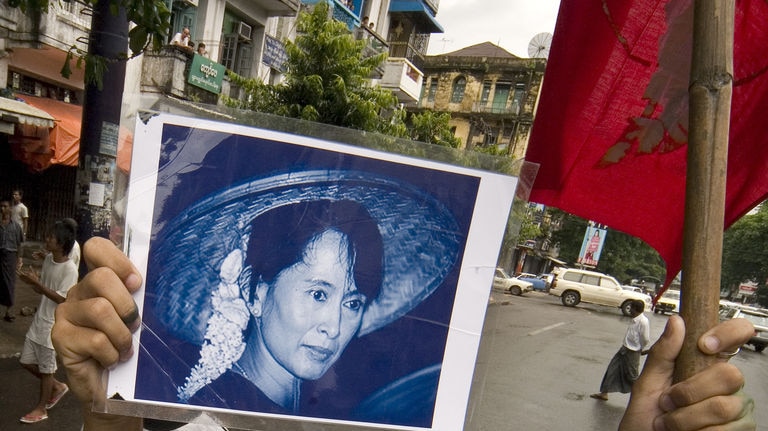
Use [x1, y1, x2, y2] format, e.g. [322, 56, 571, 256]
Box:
[149, 169, 462, 345]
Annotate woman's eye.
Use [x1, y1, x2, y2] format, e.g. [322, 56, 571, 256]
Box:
[310, 290, 327, 302]
[344, 299, 363, 311]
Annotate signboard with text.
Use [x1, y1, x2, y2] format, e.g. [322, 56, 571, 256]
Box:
[187, 54, 226, 94]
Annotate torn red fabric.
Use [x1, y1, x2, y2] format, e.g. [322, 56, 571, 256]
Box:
[526, 0, 768, 286]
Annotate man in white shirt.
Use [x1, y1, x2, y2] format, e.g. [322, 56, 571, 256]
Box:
[171, 28, 191, 50]
[11, 189, 29, 240]
[591, 300, 650, 401]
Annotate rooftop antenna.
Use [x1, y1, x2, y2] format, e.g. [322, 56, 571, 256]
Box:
[440, 37, 453, 52]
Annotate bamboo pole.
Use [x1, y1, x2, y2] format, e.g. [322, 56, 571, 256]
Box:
[674, 0, 734, 382]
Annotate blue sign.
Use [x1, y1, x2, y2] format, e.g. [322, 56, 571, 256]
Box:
[263, 35, 288, 72]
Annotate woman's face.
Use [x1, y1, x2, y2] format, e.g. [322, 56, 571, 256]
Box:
[257, 229, 366, 380]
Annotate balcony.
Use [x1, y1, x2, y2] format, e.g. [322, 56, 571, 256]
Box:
[302, 0, 360, 30]
[472, 101, 521, 115]
[258, 0, 301, 16]
[140, 46, 229, 105]
[354, 26, 389, 78]
[389, 0, 443, 34]
[380, 57, 423, 104]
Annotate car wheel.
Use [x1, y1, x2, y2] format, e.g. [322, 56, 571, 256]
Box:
[561, 291, 580, 307]
[621, 301, 634, 316]
[509, 286, 522, 296]
[755, 344, 766, 353]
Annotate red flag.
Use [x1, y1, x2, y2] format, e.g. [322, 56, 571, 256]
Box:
[526, 0, 768, 285]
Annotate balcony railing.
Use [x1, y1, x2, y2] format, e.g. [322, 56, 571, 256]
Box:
[472, 101, 521, 115]
[303, 0, 360, 30]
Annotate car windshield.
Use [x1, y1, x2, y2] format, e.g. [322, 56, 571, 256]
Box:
[663, 290, 680, 300]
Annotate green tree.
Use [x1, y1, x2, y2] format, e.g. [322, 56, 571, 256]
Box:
[721, 202, 768, 305]
[408, 110, 461, 148]
[225, 1, 407, 136]
[549, 209, 665, 284]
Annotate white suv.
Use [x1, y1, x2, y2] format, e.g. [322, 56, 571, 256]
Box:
[549, 268, 653, 316]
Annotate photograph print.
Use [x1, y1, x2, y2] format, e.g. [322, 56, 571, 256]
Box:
[111, 113, 518, 430]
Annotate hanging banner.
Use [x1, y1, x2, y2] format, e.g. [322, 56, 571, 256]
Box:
[577, 226, 606, 267]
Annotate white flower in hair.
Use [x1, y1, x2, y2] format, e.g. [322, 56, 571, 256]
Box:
[177, 248, 250, 402]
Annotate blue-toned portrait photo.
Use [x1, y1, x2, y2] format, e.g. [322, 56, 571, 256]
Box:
[129, 119, 486, 428]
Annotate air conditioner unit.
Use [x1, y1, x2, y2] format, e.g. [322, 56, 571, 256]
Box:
[238, 22, 252, 41]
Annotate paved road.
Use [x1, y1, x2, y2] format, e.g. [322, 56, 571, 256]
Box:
[466, 289, 768, 430]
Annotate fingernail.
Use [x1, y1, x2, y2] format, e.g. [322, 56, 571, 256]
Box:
[659, 393, 676, 412]
[125, 273, 142, 291]
[703, 335, 720, 352]
[653, 416, 667, 431]
[122, 308, 141, 332]
[117, 345, 134, 364]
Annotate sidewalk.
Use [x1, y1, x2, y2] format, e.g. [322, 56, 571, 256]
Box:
[0, 242, 83, 430]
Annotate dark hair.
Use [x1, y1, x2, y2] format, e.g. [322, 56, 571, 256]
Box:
[245, 200, 383, 304]
[48, 219, 76, 256]
[630, 300, 645, 315]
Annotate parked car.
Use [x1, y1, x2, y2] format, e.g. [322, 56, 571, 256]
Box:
[653, 289, 680, 314]
[539, 273, 555, 290]
[493, 267, 534, 296]
[621, 285, 643, 293]
[516, 273, 548, 291]
[549, 268, 653, 316]
[719, 306, 768, 352]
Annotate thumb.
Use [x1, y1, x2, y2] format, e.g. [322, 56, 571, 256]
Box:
[619, 315, 685, 430]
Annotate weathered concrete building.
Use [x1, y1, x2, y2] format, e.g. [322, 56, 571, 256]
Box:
[414, 42, 546, 159]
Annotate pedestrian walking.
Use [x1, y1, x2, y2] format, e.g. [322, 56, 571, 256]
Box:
[1, 198, 24, 322]
[12, 189, 29, 240]
[591, 299, 650, 401]
[16, 219, 78, 424]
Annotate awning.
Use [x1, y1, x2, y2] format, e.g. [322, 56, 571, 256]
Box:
[11, 95, 133, 173]
[8, 46, 85, 91]
[389, 0, 444, 33]
[17, 95, 82, 168]
[547, 256, 567, 266]
[0, 96, 55, 129]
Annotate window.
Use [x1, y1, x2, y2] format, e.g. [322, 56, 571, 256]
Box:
[492, 82, 510, 112]
[220, 33, 253, 77]
[511, 83, 526, 114]
[600, 277, 619, 289]
[484, 128, 498, 145]
[450, 76, 466, 103]
[427, 79, 437, 102]
[582, 275, 600, 286]
[480, 81, 492, 104]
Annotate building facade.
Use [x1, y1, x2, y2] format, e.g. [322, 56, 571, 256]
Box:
[1, 0, 444, 238]
[414, 42, 546, 159]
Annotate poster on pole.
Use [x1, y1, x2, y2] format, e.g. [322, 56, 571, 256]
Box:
[106, 113, 520, 431]
[577, 226, 607, 267]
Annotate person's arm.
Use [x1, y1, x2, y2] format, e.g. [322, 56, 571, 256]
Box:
[51, 237, 144, 431]
[620, 315, 755, 431]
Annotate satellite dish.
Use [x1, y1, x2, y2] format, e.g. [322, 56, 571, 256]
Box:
[528, 32, 553, 59]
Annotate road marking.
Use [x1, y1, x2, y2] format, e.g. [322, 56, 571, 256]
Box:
[528, 321, 566, 336]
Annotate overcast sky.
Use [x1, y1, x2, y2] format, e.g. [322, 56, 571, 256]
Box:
[426, 0, 561, 58]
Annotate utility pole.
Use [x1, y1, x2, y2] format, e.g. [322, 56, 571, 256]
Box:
[74, 0, 128, 268]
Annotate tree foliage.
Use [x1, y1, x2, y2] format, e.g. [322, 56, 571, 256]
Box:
[549, 208, 666, 284]
[721, 202, 768, 305]
[408, 110, 461, 148]
[225, 1, 407, 136]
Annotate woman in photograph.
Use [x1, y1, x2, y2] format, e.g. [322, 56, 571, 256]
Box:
[143, 170, 463, 421]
